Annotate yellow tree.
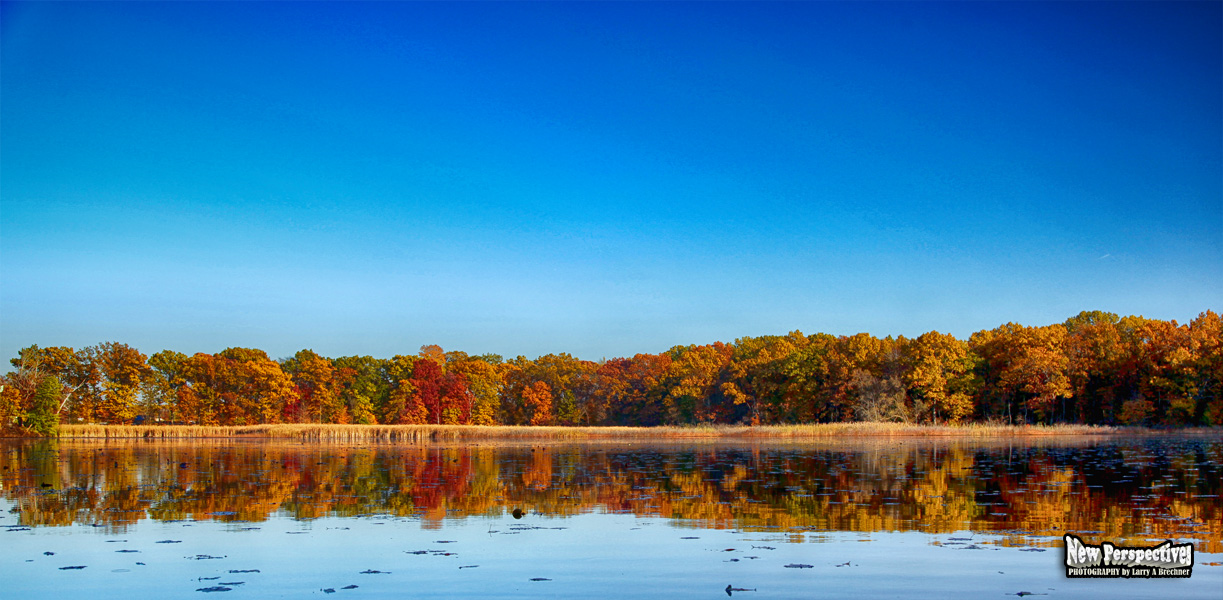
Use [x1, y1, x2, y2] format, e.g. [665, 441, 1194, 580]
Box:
[1190, 311, 1223, 425]
[970, 323, 1071, 424]
[778, 333, 837, 422]
[1132, 319, 1199, 425]
[903, 331, 978, 424]
[829, 333, 906, 423]
[284, 350, 347, 423]
[664, 342, 734, 424]
[214, 348, 296, 425]
[721, 334, 809, 425]
[448, 357, 503, 426]
[1001, 325, 1071, 423]
[94, 342, 150, 424]
[384, 379, 425, 424]
[1063, 312, 1124, 424]
[177, 353, 222, 425]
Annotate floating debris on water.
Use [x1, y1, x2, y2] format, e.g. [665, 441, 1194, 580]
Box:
[725, 584, 757, 596]
[322, 589, 335, 594]
[116, 549, 140, 553]
[189, 555, 226, 560]
[195, 586, 232, 593]
[59, 566, 87, 570]
[529, 578, 551, 581]
[359, 570, 390, 574]
[784, 564, 813, 569]
[228, 569, 260, 574]
[156, 540, 182, 544]
[341, 585, 358, 590]
[44, 551, 55, 555]
[459, 565, 479, 569]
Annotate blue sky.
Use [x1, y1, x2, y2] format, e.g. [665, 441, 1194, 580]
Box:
[2, 1, 1220, 363]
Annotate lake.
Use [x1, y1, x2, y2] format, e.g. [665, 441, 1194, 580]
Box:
[2, 437, 1220, 598]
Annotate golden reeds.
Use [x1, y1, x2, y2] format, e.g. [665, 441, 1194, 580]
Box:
[46, 422, 1219, 442]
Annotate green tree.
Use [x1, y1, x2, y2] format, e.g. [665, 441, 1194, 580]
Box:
[28, 376, 62, 436]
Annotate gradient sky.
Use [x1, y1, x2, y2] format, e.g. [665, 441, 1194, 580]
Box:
[2, 1, 1220, 363]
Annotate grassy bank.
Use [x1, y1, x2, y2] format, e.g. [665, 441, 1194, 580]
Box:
[41, 422, 1221, 442]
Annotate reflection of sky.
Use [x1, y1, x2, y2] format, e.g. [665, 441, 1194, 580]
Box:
[2, 508, 1220, 599]
[2, 1, 1221, 362]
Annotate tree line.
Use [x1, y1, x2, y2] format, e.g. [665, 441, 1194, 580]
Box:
[2, 310, 1220, 432]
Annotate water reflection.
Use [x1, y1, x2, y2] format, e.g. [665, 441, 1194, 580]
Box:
[2, 438, 1219, 552]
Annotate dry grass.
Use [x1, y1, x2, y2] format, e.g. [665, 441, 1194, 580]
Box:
[47, 422, 1219, 442]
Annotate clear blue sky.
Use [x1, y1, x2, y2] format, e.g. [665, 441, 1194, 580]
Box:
[2, 1, 1220, 363]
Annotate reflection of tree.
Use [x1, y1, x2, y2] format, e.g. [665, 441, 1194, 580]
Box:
[2, 440, 1219, 552]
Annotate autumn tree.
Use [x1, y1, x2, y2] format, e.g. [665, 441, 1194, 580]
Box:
[523, 380, 553, 426]
[411, 358, 444, 424]
[1190, 311, 1223, 425]
[13, 346, 88, 420]
[21, 343, 149, 424]
[447, 356, 502, 425]
[971, 324, 1071, 424]
[141, 350, 187, 423]
[596, 353, 672, 426]
[663, 343, 734, 424]
[826, 333, 906, 423]
[777, 333, 837, 422]
[851, 368, 909, 422]
[903, 331, 979, 424]
[3, 347, 49, 429]
[175, 349, 295, 425]
[283, 350, 347, 423]
[1063, 311, 1124, 424]
[381, 355, 422, 424]
[1131, 319, 1198, 425]
[721, 334, 809, 425]
[175, 353, 222, 424]
[332, 355, 387, 425]
[93, 342, 150, 423]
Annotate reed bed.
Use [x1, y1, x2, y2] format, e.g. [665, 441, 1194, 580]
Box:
[47, 422, 1219, 442]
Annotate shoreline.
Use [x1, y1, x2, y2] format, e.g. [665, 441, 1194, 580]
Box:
[10, 422, 1219, 442]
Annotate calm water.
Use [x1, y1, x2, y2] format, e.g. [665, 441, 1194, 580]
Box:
[2, 437, 1220, 599]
